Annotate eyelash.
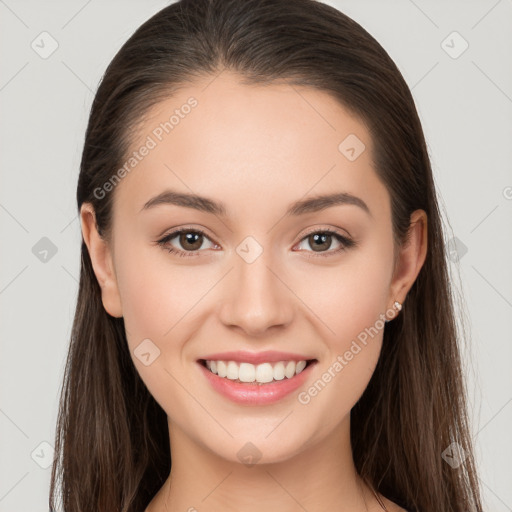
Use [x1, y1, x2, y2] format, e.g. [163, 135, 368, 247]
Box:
[156, 227, 356, 259]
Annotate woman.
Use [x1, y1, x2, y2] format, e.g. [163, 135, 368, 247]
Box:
[49, 0, 483, 511]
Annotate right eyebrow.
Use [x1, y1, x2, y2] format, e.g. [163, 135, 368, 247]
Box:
[140, 189, 228, 216]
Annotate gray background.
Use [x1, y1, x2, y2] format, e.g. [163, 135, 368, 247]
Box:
[1, 0, 511, 510]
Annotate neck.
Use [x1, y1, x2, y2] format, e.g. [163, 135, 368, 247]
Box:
[146, 414, 386, 512]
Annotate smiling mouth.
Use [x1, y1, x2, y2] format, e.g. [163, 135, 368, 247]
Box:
[197, 358, 318, 385]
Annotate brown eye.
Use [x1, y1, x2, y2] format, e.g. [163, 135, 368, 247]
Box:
[295, 229, 356, 258]
[157, 228, 217, 257]
[308, 233, 334, 252]
[178, 231, 203, 251]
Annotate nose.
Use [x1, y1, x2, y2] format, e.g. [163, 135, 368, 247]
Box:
[218, 248, 294, 337]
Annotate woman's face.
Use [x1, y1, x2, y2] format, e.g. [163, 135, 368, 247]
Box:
[83, 71, 418, 464]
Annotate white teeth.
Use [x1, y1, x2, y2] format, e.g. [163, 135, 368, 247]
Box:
[273, 362, 285, 381]
[295, 360, 307, 373]
[255, 362, 274, 383]
[239, 362, 256, 383]
[216, 360, 227, 378]
[284, 361, 296, 379]
[204, 359, 311, 383]
[226, 361, 239, 380]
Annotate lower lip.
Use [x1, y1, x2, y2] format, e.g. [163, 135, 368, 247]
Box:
[197, 360, 317, 405]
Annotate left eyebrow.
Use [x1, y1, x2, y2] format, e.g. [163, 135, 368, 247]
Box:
[286, 192, 372, 218]
[139, 189, 372, 218]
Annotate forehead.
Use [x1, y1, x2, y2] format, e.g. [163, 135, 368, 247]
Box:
[113, 71, 387, 222]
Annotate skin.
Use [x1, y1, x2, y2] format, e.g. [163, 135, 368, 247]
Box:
[81, 71, 427, 512]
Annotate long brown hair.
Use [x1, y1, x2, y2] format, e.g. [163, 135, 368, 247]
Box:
[49, 1, 483, 510]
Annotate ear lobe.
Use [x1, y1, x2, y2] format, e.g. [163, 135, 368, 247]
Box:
[80, 203, 123, 318]
[388, 209, 428, 309]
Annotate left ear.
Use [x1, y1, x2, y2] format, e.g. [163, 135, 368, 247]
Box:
[387, 209, 428, 315]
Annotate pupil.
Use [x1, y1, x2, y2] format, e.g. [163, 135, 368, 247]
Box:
[181, 232, 202, 250]
[311, 233, 330, 252]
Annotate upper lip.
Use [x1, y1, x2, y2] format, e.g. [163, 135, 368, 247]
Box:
[198, 351, 317, 365]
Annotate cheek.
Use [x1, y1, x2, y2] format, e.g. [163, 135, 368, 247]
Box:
[291, 246, 392, 412]
[113, 242, 215, 392]
[115, 241, 204, 337]
[113, 244, 204, 411]
[294, 252, 392, 348]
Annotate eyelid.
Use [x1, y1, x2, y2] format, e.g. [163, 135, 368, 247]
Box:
[297, 225, 353, 242]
